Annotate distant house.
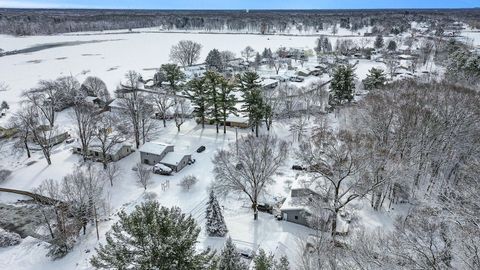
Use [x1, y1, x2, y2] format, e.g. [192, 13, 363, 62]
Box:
[139, 142, 174, 165]
[224, 116, 249, 129]
[30, 125, 69, 146]
[139, 142, 192, 172]
[72, 140, 133, 162]
[85, 96, 106, 108]
[261, 78, 279, 90]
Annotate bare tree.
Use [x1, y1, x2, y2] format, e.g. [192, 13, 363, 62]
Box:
[81, 76, 110, 102]
[298, 128, 377, 238]
[213, 135, 288, 220]
[173, 97, 190, 132]
[152, 88, 174, 127]
[179, 175, 198, 191]
[241, 46, 255, 63]
[135, 163, 151, 191]
[10, 110, 32, 158]
[118, 71, 144, 148]
[95, 113, 125, 169]
[70, 100, 98, 161]
[103, 162, 121, 187]
[169, 40, 202, 67]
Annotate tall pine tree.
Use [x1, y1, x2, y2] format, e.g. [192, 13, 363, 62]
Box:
[238, 72, 264, 137]
[330, 64, 356, 104]
[218, 77, 238, 134]
[186, 77, 209, 128]
[90, 201, 214, 269]
[217, 237, 247, 270]
[205, 190, 228, 237]
[363, 68, 387, 90]
[205, 71, 222, 133]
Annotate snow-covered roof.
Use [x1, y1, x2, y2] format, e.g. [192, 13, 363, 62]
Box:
[139, 142, 173, 155]
[108, 98, 124, 109]
[261, 79, 278, 87]
[161, 151, 190, 166]
[226, 115, 249, 124]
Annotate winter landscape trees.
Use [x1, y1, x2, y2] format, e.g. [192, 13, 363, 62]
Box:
[169, 40, 202, 67]
[213, 135, 288, 220]
[1, 7, 480, 270]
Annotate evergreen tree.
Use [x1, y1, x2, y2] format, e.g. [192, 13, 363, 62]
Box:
[330, 64, 356, 104]
[374, 35, 384, 49]
[218, 77, 238, 134]
[186, 77, 209, 128]
[363, 68, 387, 90]
[387, 40, 397, 51]
[262, 48, 272, 59]
[0, 101, 9, 112]
[322, 37, 332, 52]
[159, 64, 186, 94]
[274, 256, 290, 270]
[205, 71, 222, 133]
[205, 190, 228, 237]
[253, 249, 274, 270]
[217, 237, 247, 270]
[238, 72, 264, 137]
[90, 201, 214, 270]
[253, 52, 262, 70]
[206, 49, 224, 72]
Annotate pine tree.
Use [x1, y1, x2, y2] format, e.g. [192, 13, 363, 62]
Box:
[0, 101, 8, 112]
[186, 77, 209, 128]
[205, 71, 222, 133]
[206, 49, 224, 72]
[274, 256, 290, 270]
[374, 35, 384, 49]
[253, 52, 262, 70]
[218, 77, 238, 134]
[91, 201, 214, 269]
[330, 64, 356, 104]
[253, 249, 274, 270]
[363, 68, 387, 90]
[238, 72, 264, 137]
[217, 237, 247, 270]
[387, 40, 397, 51]
[159, 64, 186, 94]
[205, 190, 228, 237]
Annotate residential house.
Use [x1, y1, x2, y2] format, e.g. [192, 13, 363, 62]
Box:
[139, 142, 174, 165]
[159, 151, 192, 172]
[280, 174, 350, 234]
[72, 139, 133, 162]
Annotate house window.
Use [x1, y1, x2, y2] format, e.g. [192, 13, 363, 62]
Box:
[295, 216, 298, 220]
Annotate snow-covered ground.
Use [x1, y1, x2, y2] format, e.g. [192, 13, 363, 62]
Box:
[1, 25, 477, 269]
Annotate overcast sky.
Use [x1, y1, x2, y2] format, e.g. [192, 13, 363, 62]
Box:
[0, 0, 478, 9]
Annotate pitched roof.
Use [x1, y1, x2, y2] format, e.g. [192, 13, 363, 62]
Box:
[139, 142, 173, 156]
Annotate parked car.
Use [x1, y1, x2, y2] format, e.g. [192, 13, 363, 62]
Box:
[188, 159, 196, 165]
[257, 204, 273, 214]
[196, 145, 206, 153]
[289, 76, 304, 82]
[65, 138, 75, 144]
[291, 165, 305, 171]
[153, 163, 172, 176]
[237, 247, 254, 259]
